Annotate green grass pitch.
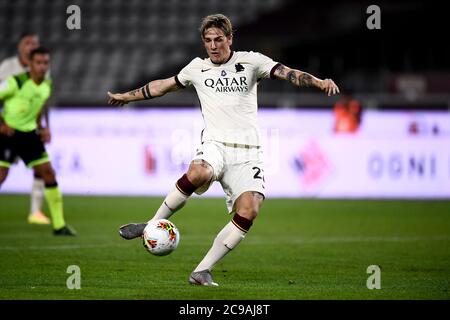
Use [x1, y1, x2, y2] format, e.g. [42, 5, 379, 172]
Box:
[0, 194, 449, 300]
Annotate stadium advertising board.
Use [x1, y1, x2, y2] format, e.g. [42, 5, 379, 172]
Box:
[3, 109, 449, 198]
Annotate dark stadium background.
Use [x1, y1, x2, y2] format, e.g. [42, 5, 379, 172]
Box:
[0, 0, 447, 109]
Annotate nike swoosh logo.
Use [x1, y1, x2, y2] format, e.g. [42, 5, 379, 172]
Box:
[201, 68, 211, 72]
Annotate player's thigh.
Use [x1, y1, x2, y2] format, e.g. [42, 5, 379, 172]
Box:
[221, 157, 266, 214]
[190, 142, 225, 193]
[14, 130, 53, 174]
[32, 161, 56, 184]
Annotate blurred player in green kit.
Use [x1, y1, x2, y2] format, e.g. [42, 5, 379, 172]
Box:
[0, 47, 76, 236]
[0, 32, 51, 225]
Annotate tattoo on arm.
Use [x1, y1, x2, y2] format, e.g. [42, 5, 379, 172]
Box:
[298, 73, 313, 87]
[141, 83, 152, 99]
[287, 71, 296, 85]
[282, 67, 316, 88]
[128, 89, 139, 96]
[275, 64, 287, 77]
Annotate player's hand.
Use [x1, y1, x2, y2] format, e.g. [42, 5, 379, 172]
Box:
[0, 122, 15, 136]
[107, 91, 129, 106]
[320, 79, 340, 96]
[39, 127, 51, 143]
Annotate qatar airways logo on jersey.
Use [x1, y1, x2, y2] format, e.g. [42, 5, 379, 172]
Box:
[204, 74, 249, 93]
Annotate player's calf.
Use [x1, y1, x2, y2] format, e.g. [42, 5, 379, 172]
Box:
[152, 169, 208, 220]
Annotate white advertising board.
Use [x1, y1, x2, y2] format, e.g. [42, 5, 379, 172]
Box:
[2, 109, 449, 198]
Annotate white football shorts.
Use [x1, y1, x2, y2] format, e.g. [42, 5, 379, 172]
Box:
[192, 140, 265, 213]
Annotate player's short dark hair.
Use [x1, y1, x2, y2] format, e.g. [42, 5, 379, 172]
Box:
[199, 14, 234, 38]
[18, 31, 38, 43]
[30, 47, 50, 59]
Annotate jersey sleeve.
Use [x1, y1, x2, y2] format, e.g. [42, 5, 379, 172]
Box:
[176, 58, 199, 88]
[0, 76, 19, 100]
[252, 52, 280, 79]
[0, 60, 8, 82]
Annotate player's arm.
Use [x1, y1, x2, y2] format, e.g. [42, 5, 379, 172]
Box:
[272, 64, 339, 96]
[0, 114, 14, 136]
[37, 103, 51, 143]
[37, 78, 54, 143]
[107, 76, 182, 106]
[0, 77, 18, 136]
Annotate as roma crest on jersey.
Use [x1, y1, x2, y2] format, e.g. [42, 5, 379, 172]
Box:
[235, 63, 245, 72]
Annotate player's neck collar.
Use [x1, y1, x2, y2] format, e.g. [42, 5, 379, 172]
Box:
[210, 51, 234, 66]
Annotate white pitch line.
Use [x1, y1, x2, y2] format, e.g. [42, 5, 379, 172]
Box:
[279, 235, 450, 244]
[183, 234, 450, 244]
[0, 243, 128, 251]
[0, 235, 448, 251]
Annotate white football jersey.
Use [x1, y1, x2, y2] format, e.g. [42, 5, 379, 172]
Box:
[0, 55, 51, 82]
[0, 56, 26, 81]
[177, 51, 279, 146]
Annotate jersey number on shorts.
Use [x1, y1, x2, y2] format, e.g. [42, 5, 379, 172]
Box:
[252, 166, 265, 182]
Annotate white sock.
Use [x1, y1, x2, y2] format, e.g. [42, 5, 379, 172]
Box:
[30, 177, 45, 214]
[150, 187, 189, 221]
[194, 221, 246, 272]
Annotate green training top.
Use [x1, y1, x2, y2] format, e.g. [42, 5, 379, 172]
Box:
[0, 72, 52, 132]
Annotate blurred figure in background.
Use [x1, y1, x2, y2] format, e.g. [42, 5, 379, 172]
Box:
[333, 90, 362, 133]
[0, 32, 50, 225]
[0, 47, 76, 236]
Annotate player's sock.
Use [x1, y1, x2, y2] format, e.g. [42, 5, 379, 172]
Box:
[152, 174, 197, 221]
[152, 187, 188, 220]
[44, 183, 66, 230]
[30, 176, 45, 214]
[193, 213, 252, 272]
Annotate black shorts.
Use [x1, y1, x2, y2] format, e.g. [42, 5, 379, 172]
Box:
[0, 129, 49, 168]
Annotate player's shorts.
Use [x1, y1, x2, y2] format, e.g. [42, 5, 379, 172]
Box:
[192, 140, 265, 213]
[0, 129, 49, 168]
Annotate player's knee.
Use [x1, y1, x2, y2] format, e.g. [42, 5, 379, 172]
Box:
[235, 192, 263, 221]
[44, 172, 57, 185]
[237, 205, 259, 221]
[187, 162, 213, 187]
[35, 165, 57, 184]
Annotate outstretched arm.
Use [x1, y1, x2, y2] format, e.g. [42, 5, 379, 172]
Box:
[107, 76, 182, 106]
[272, 64, 339, 96]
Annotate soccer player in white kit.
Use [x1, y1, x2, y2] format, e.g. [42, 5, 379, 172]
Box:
[108, 14, 339, 286]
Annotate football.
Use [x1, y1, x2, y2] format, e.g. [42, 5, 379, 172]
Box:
[142, 219, 180, 256]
